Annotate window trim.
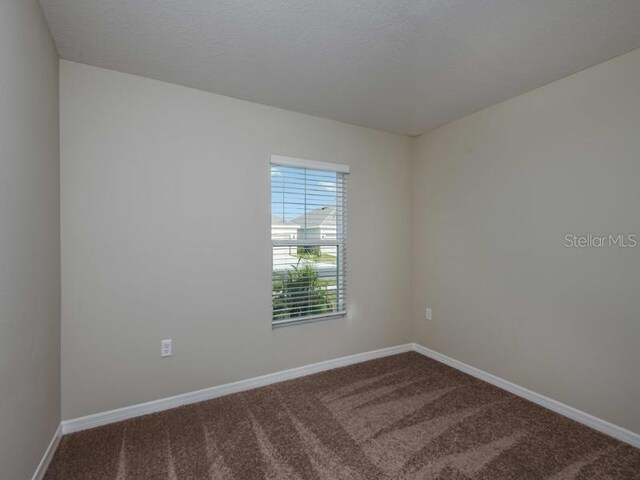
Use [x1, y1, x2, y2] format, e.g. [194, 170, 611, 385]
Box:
[272, 311, 347, 328]
[270, 154, 350, 174]
[270, 155, 348, 328]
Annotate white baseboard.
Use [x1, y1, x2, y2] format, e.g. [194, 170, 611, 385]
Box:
[412, 343, 640, 449]
[61, 343, 413, 434]
[60, 341, 639, 450]
[31, 423, 62, 480]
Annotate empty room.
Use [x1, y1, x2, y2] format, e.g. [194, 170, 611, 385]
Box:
[2, 0, 640, 479]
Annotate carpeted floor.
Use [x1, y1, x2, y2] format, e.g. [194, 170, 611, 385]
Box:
[45, 352, 640, 479]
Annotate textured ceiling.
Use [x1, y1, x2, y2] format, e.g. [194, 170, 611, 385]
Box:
[40, 0, 640, 135]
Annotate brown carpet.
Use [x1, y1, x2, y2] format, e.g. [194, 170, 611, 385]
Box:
[45, 352, 640, 479]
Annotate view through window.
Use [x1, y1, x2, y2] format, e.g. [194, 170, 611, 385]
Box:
[271, 158, 347, 326]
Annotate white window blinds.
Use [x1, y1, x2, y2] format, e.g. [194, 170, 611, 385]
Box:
[271, 156, 348, 326]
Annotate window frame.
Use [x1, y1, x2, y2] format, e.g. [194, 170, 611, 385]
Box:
[270, 155, 349, 328]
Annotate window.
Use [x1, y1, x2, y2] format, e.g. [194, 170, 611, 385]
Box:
[271, 155, 349, 326]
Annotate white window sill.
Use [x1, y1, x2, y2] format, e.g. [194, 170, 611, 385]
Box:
[272, 311, 346, 329]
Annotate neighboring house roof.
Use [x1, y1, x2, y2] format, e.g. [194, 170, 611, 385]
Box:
[272, 215, 299, 228]
[291, 206, 336, 229]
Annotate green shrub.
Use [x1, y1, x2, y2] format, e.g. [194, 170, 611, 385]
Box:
[272, 262, 333, 320]
[297, 245, 321, 256]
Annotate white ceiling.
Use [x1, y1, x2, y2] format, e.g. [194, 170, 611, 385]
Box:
[40, 0, 640, 135]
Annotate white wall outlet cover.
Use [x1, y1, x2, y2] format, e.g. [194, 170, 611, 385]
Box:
[161, 339, 172, 357]
[425, 307, 432, 320]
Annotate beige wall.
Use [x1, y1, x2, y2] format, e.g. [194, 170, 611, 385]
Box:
[0, 1, 60, 479]
[412, 48, 640, 433]
[60, 60, 413, 419]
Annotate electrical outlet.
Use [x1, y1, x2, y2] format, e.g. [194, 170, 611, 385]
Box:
[425, 307, 432, 321]
[161, 339, 172, 357]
